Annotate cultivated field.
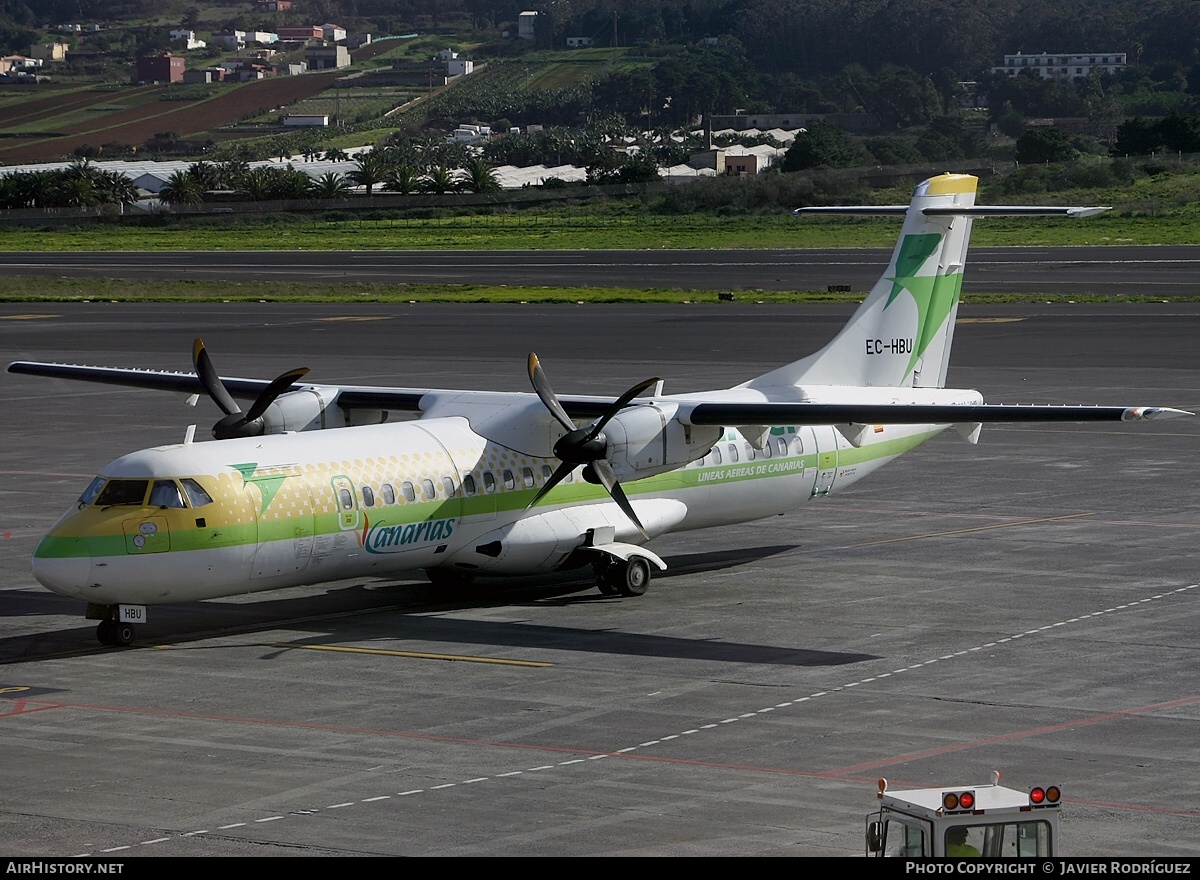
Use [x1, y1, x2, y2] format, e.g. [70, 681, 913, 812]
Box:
[0, 70, 345, 164]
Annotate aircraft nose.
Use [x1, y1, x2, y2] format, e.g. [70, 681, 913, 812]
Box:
[31, 541, 91, 598]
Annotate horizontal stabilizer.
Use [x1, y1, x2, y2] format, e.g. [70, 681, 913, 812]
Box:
[797, 205, 1110, 218]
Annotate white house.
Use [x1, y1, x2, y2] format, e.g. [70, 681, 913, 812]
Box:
[169, 29, 206, 49]
[518, 11, 537, 40]
[993, 52, 1127, 80]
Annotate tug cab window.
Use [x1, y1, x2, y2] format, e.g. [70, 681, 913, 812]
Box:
[95, 479, 148, 507]
[149, 480, 186, 509]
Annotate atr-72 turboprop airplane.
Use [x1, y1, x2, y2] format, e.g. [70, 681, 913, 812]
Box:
[9, 173, 1191, 647]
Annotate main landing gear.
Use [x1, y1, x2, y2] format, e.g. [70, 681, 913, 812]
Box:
[595, 555, 651, 597]
[96, 619, 135, 647]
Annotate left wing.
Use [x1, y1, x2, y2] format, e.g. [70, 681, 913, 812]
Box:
[8, 361, 1190, 426]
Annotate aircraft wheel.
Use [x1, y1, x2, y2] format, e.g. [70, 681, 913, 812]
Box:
[596, 571, 620, 596]
[615, 556, 651, 597]
[96, 619, 116, 646]
[114, 623, 135, 647]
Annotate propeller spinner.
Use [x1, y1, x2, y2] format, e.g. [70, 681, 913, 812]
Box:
[526, 353, 660, 539]
[192, 338, 310, 440]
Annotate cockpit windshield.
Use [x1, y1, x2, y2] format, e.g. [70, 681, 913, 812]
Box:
[78, 477, 106, 506]
[149, 480, 185, 508]
[79, 477, 214, 509]
[95, 479, 149, 507]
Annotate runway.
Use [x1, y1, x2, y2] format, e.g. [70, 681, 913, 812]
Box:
[1, 302, 1199, 857]
[3, 245, 1200, 295]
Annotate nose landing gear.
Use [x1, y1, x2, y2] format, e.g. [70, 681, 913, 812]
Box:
[96, 619, 135, 647]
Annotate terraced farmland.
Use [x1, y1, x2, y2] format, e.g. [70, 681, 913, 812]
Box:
[0, 71, 344, 164]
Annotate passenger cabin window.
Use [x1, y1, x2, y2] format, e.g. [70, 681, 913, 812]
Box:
[727, 443, 739, 463]
[382, 483, 396, 505]
[402, 482, 416, 503]
[149, 480, 185, 509]
[522, 467, 535, 488]
[503, 470, 515, 490]
[712, 447, 722, 464]
[483, 472, 496, 494]
[789, 435, 804, 455]
[362, 486, 375, 507]
[774, 437, 787, 456]
[338, 488, 354, 510]
[762, 441, 773, 459]
[745, 443, 755, 460]
[181, 478, 212, 507]
[96, 479, 148, 507]
[442, 477, 455, 497]
[542, 465, 553, 481]
[422, 478, 435, 500]
[463, 474, 477, 496]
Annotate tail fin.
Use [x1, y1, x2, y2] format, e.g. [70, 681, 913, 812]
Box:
[742, 173, 1107, 391]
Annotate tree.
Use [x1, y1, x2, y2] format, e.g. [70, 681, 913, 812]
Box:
[312, 172, 352, 199]
[348, 150, 391, 196]
[384, 164, 421, 195]
[1015, 127, 1075, 164]
[781, 122, 867, 171]
[421, 165, 462, 195]
[158, 169, 202, 205]
[462, 157, 500, 194]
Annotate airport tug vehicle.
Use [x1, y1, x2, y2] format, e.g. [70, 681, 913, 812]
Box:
[865, 771, 1062, 857]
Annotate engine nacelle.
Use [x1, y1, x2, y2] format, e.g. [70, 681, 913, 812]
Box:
[603, 403, 721, 481]
[256, 387, 364, 434]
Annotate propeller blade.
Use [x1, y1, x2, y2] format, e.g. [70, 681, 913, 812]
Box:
[584, 375, 661, 442]
[192, 338, 239, 416]
[591, 459, 650, 540]
[527, 459, 576, 509]
[243, 366, 310, 422]
[527, 352, 577, 433]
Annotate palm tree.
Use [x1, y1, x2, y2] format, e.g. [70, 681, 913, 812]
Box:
[383, 164, 420, 195]
[420, 165, 462, 195]
[94, 169, 140, 205]
[158, 170, 202, 205]
[186, 161, 222, 191]
[462, 157, 501, 194]
[234, 167, 275, 201]
[312, 171, 352, 199]
[347, 150, 391, 196]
